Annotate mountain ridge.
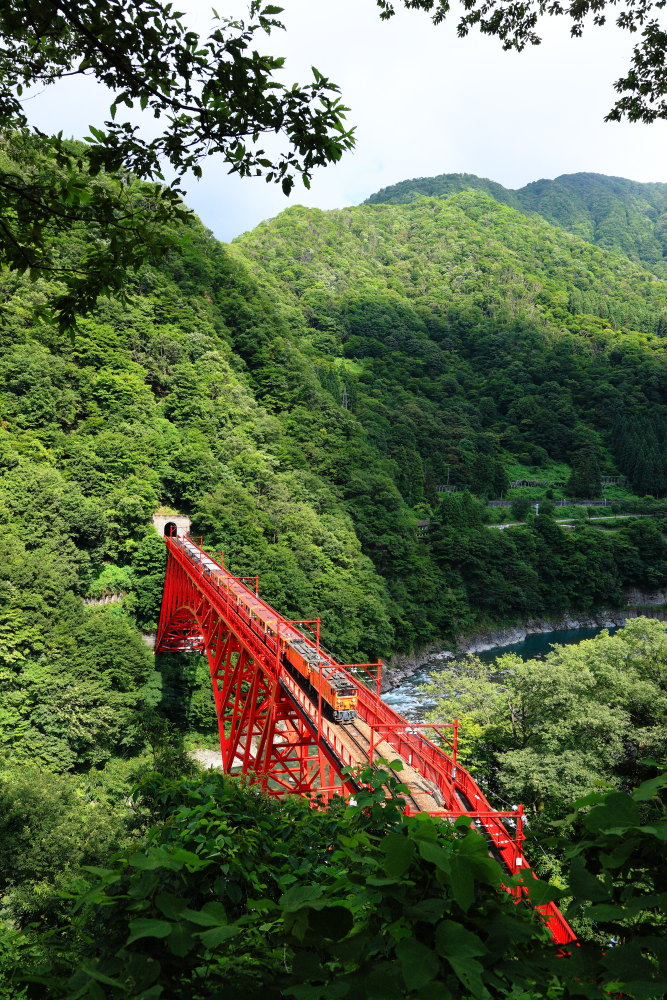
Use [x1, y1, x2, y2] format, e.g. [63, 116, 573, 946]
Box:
[365, 171, 667, 273]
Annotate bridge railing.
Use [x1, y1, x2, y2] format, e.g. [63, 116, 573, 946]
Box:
[369, 721, 458, 767]
[280, 672, 356, 771]
[163, 534, 575, 944]
[353, 684, 457, 794]
[353, 683, 530, 871]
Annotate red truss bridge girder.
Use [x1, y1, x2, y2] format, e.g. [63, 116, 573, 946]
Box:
[156, 538, 356, 800]
[155, 535, 576, 946]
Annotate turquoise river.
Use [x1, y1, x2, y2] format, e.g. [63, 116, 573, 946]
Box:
[383, 626, 618, 721]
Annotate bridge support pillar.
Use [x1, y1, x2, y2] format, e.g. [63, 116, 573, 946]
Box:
[155, 546, 355, 802]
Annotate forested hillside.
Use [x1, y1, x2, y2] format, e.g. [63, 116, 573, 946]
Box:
[2, 163, 667, 774]
[0, 210, 403, 774]
[367, 172, 667, 274]
[236, 190, 667, 496]
[2, 153, 667, 997]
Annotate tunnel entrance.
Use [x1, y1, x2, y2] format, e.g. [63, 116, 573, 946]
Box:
[152, 512, 191, 538]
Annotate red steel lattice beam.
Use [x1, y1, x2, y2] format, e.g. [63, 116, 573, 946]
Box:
[155, 534, 576, 946]
[156, 538, 355, 800]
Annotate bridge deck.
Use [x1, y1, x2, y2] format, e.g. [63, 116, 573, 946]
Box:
[279, 669, 445, 810]
[156, 534, 576, 946]
[339, 716, 446, 812]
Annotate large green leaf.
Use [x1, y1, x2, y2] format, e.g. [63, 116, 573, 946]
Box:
[279, 884, 324, 911]
[449, 856, 475, 912]
[78, 965, 124, 989]
[126, 918, 173, 945]
[181, 901, 228, 926]
[406, 897, 448, 923]
[154, 892, 188, 919]
[395, 937, 440, 990]
[197, 924, 241, 949]
[633, 772, 667, 802]
[567, 857, 609, 902]
[435, 920, 486, 961]
[583, 792, 640, 833]
[523, 876, 564, 905]
[418, 840, 451, 873]
[165, 923, 196, 957]
[382, 831, 416, 876]
[435, 923, 488, 998]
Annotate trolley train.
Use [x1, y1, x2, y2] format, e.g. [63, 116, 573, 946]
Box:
[179, 538, 358, 723]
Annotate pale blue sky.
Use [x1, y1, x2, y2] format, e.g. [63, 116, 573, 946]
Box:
[24, 1, 667, 242]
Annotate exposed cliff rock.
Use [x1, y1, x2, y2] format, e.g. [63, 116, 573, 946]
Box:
[625, 587, 667, 606]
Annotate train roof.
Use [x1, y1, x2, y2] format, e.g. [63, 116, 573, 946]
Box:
[178, 537, 304, 644]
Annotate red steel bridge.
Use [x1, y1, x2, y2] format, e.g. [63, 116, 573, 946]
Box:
[156, 533, 575, 946]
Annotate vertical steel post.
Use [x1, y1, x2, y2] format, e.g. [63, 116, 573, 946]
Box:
[154, 535, 575, 947]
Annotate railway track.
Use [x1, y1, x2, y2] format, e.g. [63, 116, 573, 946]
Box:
[158, 533, 577, 945]
[346, 719, 423, 813]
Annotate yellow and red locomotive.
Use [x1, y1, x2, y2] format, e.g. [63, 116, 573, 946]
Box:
[283, 637, 357, 723]
[181, 538, 358, 723]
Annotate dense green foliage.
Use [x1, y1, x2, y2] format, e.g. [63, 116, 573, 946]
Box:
[0, 761, 130, 925]
[367, 171, 667, 274]
[0, 2, 354, 326]
[422, 619, 667, 820]
[0, 765, 664, 999]
[3, 166, 667, 777]
[234, 188, 667, 631]
[1, 147, 667, 996]
[0, 211, 403, 770]
[2, 2, 667, 988]
[431, 498, 667, 624]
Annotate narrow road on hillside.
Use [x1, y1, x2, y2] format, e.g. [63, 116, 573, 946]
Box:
[488, 514, 654, 531]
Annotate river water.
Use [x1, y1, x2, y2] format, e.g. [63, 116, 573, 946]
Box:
[383, 626, 618, 721]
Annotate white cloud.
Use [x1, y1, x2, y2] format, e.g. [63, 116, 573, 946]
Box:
[20, 1, 667, 241]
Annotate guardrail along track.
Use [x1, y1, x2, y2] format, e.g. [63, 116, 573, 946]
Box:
[156, 534, 575, 945]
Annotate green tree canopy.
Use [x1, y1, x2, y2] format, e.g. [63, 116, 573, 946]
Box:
[422, 618, 667, 816]
[0, 1, 354, 326]
[4, 766, 666, 999]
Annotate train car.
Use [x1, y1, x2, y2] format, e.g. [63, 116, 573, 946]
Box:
[284, 638, 357, 723]
[176, 537, 358, 723]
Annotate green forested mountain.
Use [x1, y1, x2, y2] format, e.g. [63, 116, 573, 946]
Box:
[0, 213, 400, 774]
[2, 166, 667, 777]
[367, 172, 667, 273]
[2, 156, 667, 997]
[231, 190, 667, 625]
[366, 172, 522, 208]
[235, 189, 667, 494]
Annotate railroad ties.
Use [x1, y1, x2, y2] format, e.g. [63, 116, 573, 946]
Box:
[155, 534, 576, 946]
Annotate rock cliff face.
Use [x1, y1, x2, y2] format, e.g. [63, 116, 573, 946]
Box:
[625, 587, 667, 606]
[381, 592, 667, 692]
[453, 612, 628, 658]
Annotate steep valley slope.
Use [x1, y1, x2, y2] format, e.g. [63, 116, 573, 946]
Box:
[1, 175, 667, 767]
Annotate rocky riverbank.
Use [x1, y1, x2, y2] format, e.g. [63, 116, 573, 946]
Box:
[141, 593, 667, 693]
[382, 594, 667, 692]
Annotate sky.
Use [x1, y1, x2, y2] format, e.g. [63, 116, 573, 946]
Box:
[23, 1, 667, 242]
